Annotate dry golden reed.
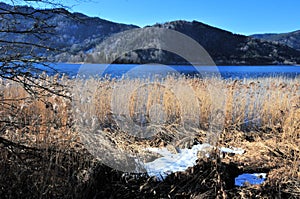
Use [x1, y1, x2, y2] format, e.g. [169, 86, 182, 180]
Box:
[0, 74, 299, 197]
[1, 75, 299, 145]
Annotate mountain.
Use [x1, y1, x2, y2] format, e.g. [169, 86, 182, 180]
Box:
[0, 2, 139, 62]
[1, 2, 300, 65]
[161, 21, 300, 65]
[251, 30, 300, 51]
[85, 20, 300, 65]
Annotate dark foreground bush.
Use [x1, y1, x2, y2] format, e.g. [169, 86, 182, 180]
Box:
[1, 138, 298, 199]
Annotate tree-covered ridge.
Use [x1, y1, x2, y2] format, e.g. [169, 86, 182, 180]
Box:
[252, 30, 300, 51]
[85, 20, 300, 65]
[1, 2, 300, 65]
[0, 2, 138, 62]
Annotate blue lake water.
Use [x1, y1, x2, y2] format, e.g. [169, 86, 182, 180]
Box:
[43, 63, 300, 79]
[235, 173, 267, 186]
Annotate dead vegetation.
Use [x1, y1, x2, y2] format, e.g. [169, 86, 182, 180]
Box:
[0, 75, 299, 198]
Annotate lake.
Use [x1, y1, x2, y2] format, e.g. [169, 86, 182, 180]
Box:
[44, 63, 300, 79]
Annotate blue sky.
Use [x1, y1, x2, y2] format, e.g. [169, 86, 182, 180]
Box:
[15, 0, 300, 35]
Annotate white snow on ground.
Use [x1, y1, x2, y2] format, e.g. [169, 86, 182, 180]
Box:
[143, 143, 245, 180]
[235, 173, 267, 186]
[219, 147, 245, 155]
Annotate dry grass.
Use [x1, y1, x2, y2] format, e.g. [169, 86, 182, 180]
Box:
[0, 74, 299, 198]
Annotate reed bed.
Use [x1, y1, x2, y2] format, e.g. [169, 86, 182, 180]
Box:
[0, 75, 299, 198]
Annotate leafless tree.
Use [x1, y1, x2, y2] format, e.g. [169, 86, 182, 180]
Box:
[0, 1, 77, 148]
[0, 0, 74, 97]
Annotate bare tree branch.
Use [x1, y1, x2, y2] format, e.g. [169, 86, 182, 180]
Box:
[0, 1, 80, 99]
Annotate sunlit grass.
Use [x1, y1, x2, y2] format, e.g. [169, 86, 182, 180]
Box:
[0, 75, 299, 197]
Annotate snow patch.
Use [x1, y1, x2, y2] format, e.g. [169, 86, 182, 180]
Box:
[143, 144, 245, 180]
[144, 143, 211, 180]
[219, 147, 245, 155]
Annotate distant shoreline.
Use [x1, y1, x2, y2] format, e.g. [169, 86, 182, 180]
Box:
[53, 62, 298, 67]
